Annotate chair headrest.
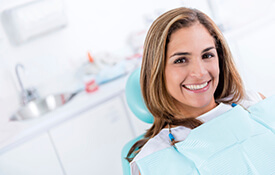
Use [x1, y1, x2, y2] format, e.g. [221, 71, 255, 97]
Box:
[125, 68, 154, 124]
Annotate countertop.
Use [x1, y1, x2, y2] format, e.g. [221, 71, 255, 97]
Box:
[0, 74, 130, 155]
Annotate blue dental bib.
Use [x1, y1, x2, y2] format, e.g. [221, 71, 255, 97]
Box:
[136, 95, 275, 175]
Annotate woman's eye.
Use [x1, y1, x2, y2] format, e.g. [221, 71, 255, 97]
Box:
[174, 58, 186, 64]
[202, 53, 214, 59]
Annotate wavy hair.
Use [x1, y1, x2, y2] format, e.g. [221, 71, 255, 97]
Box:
[127, 7, 244, 162]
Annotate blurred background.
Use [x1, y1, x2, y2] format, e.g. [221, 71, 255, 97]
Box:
[0, 0, 275, 174]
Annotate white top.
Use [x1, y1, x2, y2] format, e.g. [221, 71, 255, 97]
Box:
[130, 90, 263, 175]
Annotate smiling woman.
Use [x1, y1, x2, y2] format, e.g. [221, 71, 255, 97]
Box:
[125, 7, 275, 175]
[135, 7, 245, 131]
[165, 23, 220, 118]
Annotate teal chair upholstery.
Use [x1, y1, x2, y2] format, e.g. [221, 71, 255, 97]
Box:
[121, 68, 153, 175]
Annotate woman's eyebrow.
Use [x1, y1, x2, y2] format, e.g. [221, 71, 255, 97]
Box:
[202, 46, 215, 53]
[169, 46, 215, 59]
[169, 52, 190, 58]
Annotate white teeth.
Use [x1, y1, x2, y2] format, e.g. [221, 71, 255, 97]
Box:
[184, 82, 208, 90]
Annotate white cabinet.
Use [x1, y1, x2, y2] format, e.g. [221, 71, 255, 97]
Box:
[0, 133, 64, 175]
[49, 96, 134, 175]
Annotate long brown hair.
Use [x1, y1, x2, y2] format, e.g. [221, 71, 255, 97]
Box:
[126, 7, 244, 162]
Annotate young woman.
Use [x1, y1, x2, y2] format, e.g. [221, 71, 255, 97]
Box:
[127, 7, 274, 175]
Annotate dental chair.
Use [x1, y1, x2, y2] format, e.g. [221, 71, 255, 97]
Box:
[121, 68, 154, 175]
[121, 70, 275, 175]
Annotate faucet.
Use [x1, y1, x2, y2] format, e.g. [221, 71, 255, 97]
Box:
[15, 63, 39, 105]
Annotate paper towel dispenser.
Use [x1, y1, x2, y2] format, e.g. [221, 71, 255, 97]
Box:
[1, 0, 67, 45]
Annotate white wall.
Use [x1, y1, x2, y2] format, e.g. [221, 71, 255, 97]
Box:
[214, 0, 275, 96]
[0, 0, 275, 120]
[0, 1, 275, 174]
[0, 0, 184, 119]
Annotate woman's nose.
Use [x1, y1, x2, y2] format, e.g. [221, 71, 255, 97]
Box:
[189, 60, 207, 78]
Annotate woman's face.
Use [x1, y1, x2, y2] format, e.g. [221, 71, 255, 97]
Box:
[165, 23, 219, 118]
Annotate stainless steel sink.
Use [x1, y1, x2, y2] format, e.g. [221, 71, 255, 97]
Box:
[10, 93, 76, 121]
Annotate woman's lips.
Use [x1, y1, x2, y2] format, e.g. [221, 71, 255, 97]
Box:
[183, 80, 211, 93]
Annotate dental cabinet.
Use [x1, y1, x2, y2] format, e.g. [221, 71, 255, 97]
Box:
[0, 76, 141, 175]
[49, 96, 133, 175]
[0, 133, 64, 175]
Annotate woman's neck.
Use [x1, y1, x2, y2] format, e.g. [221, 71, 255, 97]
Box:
[175, 99, 218, 119]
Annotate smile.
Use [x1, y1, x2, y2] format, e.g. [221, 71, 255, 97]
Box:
[183, 81, 210, 90]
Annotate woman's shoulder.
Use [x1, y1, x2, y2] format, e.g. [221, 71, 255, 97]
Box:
[131, 126, 190, 164]
[131, 130, 170, 164]
[239, 89, 264, 108]
[130, 129, 171, 175]
[130, 126, 190, 175]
